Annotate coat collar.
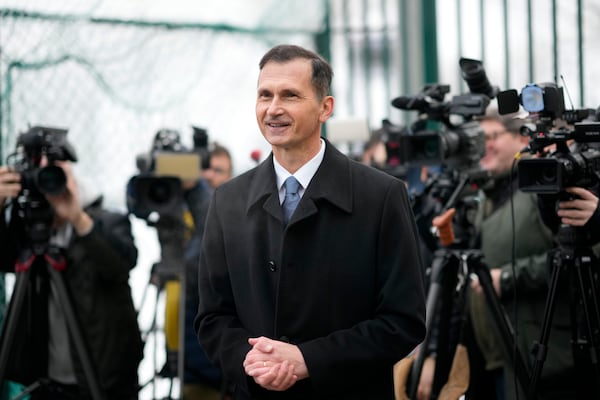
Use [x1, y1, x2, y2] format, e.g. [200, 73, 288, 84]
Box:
[246, 138, 353, 224]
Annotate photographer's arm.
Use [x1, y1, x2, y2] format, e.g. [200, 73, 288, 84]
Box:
[44, 161, 94, 236]
[46, 161, 137, 279]
[0, 167, 22, 272]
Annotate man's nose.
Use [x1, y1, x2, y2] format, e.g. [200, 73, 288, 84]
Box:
[267, 97, 283, 115]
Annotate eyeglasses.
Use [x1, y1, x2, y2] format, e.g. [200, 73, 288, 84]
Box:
[209, 167, 229, 175]
[484, 130, 510, 142]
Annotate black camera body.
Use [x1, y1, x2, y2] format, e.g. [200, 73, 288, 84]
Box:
[6, 126, 77, 253]
[127, 174, 184, 220]
[517, 122, 600, 193]
[127, 127, 208, 220]
[390, 58, 494, 170]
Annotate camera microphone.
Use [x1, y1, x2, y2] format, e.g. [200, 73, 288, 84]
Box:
[391, 96, 429, 111]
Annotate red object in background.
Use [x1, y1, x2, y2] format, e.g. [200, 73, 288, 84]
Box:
[250, 150, 261, 163]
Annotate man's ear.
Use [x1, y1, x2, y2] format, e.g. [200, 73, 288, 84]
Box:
[319, 96, 335, 123]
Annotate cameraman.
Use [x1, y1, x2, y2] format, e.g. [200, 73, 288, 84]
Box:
[138, 130, 233, 399]
[467, 108, 577, 400]
[416, 106, 576, 400]
[0, 160, 143, 399]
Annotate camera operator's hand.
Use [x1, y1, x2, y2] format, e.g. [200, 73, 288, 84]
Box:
[470, 269, 502, 297]
[44, 161, 93, 235]
[557, 187, 598, 227]
[0, 166, 22, 207]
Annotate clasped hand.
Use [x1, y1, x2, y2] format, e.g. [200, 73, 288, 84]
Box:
[243, 336, 308, 391]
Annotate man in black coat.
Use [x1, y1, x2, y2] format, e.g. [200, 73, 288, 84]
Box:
[0, 159, 143, 399]
[195, 44, 426, 399]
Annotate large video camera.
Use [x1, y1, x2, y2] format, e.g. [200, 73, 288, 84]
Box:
[497, 82, 600, 193]
[5, 126, 77, 253]
[390, 58, 495, 170]
[126, 127, 208, 220]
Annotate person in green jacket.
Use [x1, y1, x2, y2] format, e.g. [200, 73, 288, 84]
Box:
[468, 107, 576, 400]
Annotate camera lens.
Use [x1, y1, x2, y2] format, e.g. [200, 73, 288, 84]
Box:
[148, 179, 174, 204]
[36, 165, 67, 195]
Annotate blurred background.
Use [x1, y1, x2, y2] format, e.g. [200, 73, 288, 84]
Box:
[1, 0, 599, 398]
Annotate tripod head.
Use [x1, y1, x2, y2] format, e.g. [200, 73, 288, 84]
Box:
[414, 167, 491, 252]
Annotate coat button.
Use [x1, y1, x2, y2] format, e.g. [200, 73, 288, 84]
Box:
[268, 261, 277, 272]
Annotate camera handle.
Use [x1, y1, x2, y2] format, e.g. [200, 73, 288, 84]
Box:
[0, 248, 106, 400]
[528, 225, 600, 399]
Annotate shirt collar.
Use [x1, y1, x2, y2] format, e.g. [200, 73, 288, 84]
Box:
[274, 138, 326, 200]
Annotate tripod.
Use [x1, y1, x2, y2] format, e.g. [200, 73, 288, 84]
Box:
[0, 246, 106, 400]
[406, 170, 532, 399]
[528, 224, 600, 399]
[137, 214, 186, 400]
[407, 209, 531, 399]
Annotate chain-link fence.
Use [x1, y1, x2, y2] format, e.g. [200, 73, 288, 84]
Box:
[0, 2, 326, 211]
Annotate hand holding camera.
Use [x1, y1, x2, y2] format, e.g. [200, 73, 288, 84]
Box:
[0, 166, 22, 207]
[44, 160, 93, 235]
[556, 186, 599, 227]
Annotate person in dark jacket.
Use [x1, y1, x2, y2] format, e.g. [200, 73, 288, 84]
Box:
[195, 44, 426, 400]
[182, 144, 233, 399]
[0, 159, 143, 399]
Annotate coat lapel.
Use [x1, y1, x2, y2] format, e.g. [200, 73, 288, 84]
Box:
[291, 139, 353, 225]
[245, 139, 354, 226]
[246, 155, 283, 223]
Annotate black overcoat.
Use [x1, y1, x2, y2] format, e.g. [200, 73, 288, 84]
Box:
[196, 140, 426, 399]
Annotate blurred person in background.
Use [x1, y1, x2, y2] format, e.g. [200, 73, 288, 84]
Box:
[202, 144, 233, 191]
[183, 143, 233, 400]
[0, 156, 143, 399]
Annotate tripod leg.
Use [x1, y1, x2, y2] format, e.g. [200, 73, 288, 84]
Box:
[469, 253, 531, 397]
[407, 251, 458, 399]
[528, 249, 564, 399]
[572, 251, 600, 396]
[47, 266, 106, 400]
[0, 268, 32, 383]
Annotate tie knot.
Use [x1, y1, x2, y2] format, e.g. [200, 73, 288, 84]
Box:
[284, 176, 300, 195]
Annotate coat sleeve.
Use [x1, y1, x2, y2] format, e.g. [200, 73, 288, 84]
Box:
[71, 207, 138, 283]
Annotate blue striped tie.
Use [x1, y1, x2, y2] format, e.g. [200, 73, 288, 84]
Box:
[282, 176, 301, 225]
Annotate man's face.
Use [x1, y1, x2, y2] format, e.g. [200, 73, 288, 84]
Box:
[204, 153, 231, 189]
[479, 119, 528, 176]
[256, 59, 333, 151]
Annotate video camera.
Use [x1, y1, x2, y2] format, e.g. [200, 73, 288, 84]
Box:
[5, 126, 77, 253]
[390, 58, 495, 169]
[126, 127, 208, 220]
[497, 82, 600, 193]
